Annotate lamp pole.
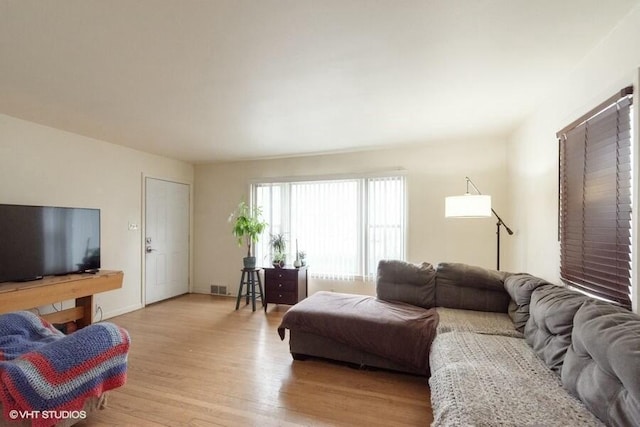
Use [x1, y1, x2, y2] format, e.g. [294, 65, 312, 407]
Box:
[465, 177, 514, 270]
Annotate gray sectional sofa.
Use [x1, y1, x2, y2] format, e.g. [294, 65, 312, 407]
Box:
[278, 260, 640, 426]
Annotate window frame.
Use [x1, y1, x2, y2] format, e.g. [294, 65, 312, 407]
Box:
[250, 171, 408, 280]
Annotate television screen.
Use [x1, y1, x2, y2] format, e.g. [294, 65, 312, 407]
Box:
[0, 204, 100, 282]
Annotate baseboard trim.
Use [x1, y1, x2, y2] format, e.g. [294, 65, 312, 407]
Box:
[102, 303, 143, 320]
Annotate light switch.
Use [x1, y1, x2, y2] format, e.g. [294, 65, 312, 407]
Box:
[128, 222, 139, 231]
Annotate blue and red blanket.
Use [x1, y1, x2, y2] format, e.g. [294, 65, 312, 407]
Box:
[0, 311, 129, 426]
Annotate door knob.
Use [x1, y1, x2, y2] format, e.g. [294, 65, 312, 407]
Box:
[146, 246, 156, 253]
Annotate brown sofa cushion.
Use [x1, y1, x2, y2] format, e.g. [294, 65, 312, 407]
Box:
[376, 260, 436, 308]
[562, 301, 640, 427]
[435, 263, 511, 313]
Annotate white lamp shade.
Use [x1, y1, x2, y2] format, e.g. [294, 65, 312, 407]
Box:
[445, 194, 492, 218]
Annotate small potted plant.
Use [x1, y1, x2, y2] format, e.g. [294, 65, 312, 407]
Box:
[272, 251, 286, 268]
[269, 233, 287, 268]
[229, 201, 268, 269]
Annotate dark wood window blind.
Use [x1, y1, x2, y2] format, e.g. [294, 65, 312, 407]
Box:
[558, 87, 633, 308]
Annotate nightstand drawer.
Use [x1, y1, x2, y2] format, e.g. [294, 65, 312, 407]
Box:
[265, 269, 297, 281]
[267, 291, 297, 305]
[266, 280, 296, 292]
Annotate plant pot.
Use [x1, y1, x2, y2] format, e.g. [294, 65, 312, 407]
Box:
[243, 256, 256, 269]
[272, 260, 285, 268]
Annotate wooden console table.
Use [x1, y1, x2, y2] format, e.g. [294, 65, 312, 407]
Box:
[0, 270, 123, 328]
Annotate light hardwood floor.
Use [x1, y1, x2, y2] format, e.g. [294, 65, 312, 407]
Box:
[84, 294, 433, 426]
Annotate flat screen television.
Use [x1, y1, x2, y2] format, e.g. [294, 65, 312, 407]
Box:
[0, 204, 100, 283]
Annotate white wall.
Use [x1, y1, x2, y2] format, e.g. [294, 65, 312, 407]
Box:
[506, 4, 640, 311]
[194, 136, 509, 297]
[0, 114, 194, 319]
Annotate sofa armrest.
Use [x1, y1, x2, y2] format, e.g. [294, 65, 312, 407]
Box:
[504, 273, 551, 332]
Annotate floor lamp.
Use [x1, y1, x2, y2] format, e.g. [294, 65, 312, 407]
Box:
[445, 177, 513, 271]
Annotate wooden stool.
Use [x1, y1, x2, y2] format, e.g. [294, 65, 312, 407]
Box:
[235, 268, 264, 312]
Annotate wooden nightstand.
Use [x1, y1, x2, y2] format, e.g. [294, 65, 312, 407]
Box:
[263, 266, 308, 312]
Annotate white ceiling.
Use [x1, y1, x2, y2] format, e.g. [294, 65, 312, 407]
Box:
[1, 1, 638, 164]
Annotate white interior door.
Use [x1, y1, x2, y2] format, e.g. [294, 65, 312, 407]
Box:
[145, 178, 190, 304]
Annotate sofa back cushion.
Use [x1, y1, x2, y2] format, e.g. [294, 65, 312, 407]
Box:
[376, 260, 436, 308]
[524, 284, 588, 374]
[435, 263, 511, 313]
[504, 273, 552, 332]
[562, 301, 640, 427]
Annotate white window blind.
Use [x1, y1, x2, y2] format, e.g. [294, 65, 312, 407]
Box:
[366, 176, 406, 279]
[253, 174, 406, 280]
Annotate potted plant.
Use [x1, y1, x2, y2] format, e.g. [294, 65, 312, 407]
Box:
[269, 233, 287, 268]
[272, 251, 286, 268]
[229, 201, 268, 269]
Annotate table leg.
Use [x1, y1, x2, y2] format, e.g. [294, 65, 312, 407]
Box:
[245, 273, 250, 305]
[235, 271, 246, 310]
[256, 273, 265, 309]
[250, 273, 256, 312]
[76, 295, 93, 328]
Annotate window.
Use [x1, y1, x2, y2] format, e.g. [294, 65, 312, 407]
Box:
[558, 87, 633, 308]
[253, 174, 406, 280]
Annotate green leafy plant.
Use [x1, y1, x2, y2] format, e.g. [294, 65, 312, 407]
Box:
[229, 201, 268, 258]
[269, 233, 287, 267]
[269, 233, 287, 254]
